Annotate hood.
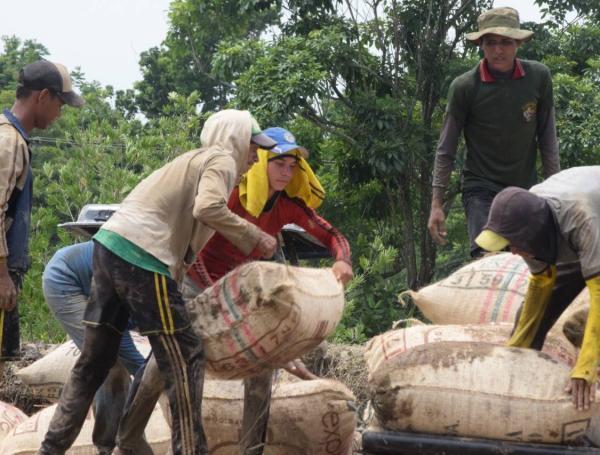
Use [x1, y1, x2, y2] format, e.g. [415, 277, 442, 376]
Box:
[483, 187, 558, 263]
[200, 109, 253, 174]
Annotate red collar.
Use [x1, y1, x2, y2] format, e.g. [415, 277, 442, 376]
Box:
[479, 58, 526, 82]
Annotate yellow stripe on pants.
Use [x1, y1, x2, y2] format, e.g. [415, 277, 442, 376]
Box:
[154, 273, 171, 335]
[160, 275, 175, 335]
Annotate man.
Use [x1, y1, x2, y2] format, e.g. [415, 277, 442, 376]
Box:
[114, 127, 351, 455]
[44, 240, 150, 454]
[474, 166, 600, 411]
[427, 6, 560, 257]
[0, 60, 83, 370]
[39, 109, 278, 455]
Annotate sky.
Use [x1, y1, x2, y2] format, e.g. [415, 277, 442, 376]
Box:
[0, 0, 544, 92]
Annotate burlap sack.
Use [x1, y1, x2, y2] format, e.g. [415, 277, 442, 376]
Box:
[201, 378, 356, 454]
[0, 403, 169, 455]
[15, 334, 151, 400]
[402, 253, 528, 324]
[187, 262, 345, 379]
[365, 323, 577, 380]
[370, 341, 598, 445]
[0, 401, 27, 447]
[2, 379, 355, 454]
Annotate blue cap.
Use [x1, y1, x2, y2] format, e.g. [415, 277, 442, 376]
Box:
[263, 127, 308, 157]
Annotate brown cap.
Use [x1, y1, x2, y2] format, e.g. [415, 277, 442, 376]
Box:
[465, 7, 534, 43]
[19, 60, 84, 107]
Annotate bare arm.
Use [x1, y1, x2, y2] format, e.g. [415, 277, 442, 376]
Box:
[428, 114, 463, 245]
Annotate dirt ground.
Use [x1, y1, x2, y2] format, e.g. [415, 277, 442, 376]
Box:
[0, 343, 54, 416]
[0, 341, 369, 420]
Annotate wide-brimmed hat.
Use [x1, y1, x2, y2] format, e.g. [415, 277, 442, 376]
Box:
[465, 7, 534, 43]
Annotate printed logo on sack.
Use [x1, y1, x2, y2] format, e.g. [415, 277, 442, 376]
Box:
[522, 101, 537, 123]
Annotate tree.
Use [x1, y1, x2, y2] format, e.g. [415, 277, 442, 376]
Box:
[223, 0, 492, 291]
[0, 36, 48, 90]
[134, 0, 281, 117]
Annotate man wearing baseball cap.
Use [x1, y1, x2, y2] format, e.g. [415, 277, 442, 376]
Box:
[0, 60, 83, 372]
[475, 166, 600, 412]
[428, 7, 560, 258]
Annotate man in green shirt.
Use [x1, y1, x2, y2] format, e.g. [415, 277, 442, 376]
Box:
[427, 7, 560, 257]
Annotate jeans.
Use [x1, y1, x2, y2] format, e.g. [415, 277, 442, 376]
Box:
[43, 283, 147, 454]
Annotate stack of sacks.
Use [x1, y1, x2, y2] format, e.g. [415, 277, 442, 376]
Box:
[366, 338, 599, 445]
[2, 378, 356, 454]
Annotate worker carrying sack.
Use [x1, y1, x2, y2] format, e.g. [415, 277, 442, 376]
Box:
[187, 262, 345, 379]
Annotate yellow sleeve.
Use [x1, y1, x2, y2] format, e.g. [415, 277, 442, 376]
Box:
[508, 265, 557, 348]
[571, 277, 600, 384]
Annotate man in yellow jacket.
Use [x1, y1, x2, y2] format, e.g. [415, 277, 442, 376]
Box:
[475, 166, 600, 411]
[39, 110, 278, 455]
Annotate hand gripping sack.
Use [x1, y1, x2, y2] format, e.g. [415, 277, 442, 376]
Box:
[402, 253, 528, 324]
[365, 323, 577, 381]
[186, 262, 345, 379]
[369, 341, 599, 445]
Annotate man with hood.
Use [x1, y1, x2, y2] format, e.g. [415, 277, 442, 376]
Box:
[39, 109, 278, 455]
[427, 6, 560, 257]
[113, 127, 353, 455]
[474, 166, 600, 412]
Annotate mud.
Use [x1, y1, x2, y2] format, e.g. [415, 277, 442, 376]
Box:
[0, 343, 55, 416]
[372, 341, 496, 384]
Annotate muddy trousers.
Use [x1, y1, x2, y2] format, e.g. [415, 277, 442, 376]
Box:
[118, 353, 273, 455]
[38, 324, 208, 455]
